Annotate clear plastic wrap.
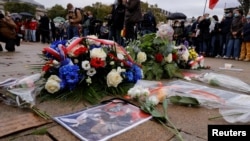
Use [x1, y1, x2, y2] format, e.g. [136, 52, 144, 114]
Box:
[194, 72, 250, 94]
[0, 73, 42, 108]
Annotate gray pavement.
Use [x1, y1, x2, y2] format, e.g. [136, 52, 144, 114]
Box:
[0, 41, 250, 141]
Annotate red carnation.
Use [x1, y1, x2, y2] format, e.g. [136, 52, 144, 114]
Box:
[73, 47, 88, 56]
[155, 53, 164, 63]
[90, 58, 106, 68]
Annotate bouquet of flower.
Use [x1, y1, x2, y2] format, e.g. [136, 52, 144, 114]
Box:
[0, 73, 50, 119]
[37, 36, 143, 104]
[173, 45, 205, 70]
[125, 23, 183, 80]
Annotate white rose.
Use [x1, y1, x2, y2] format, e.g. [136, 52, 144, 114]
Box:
[90, 48, 107, 60]
[164, 53, 173, 63]
[137, 52, 147, 63]
[48, 75, 61, 82]
[45, 79, 61, 94]
[107, 69, 123, 87]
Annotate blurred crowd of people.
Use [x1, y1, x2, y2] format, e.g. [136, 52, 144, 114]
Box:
[1, 1, 250, 63]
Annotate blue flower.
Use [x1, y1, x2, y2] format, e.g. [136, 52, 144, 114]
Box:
[59, 65, 81, 90]
[123, 71, 134, 82]
[132, 65, 143, 83]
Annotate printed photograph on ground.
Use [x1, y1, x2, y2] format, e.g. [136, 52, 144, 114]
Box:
[54, 99, 152, 141]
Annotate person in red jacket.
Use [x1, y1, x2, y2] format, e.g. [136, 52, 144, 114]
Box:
[29, 17, 38, 42]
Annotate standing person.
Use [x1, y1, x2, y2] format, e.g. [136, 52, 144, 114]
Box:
[29, 17, 38, 42]
[66, 3, 82, 39]
[209, 15, 221, 57]
[224, 8, 244, 60]
[24, 18, 30, 42]
[124, 0, 142, 42]
[40, 14, 50, 43]
[140, 10, 156, 36]
[220, 10, 233, 58]
[239, 14, 250, 61]
[197, 13, 211, 56]
[50, 19, 56, 41]
[110, 0, 126, 45]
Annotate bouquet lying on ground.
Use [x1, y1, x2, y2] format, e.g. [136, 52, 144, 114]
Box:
[34, 36, 143, 104]
[0, 73, 50, 119]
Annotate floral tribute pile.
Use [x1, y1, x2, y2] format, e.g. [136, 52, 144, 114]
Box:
[125, 23, 205, 81]
[38, 36, 143, 104]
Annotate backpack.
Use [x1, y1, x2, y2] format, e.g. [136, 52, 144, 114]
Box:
[142, 13, 154, 28]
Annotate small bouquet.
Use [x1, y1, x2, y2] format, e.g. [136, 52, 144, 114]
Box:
[0, 73, 50, 119]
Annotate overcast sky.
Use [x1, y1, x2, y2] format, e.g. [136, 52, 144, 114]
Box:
[35, 0, 240, 20]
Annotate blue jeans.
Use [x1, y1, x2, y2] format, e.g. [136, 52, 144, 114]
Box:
[210, 35, 222, 56]
[199, 40, 209, 54]
[29, 30, 36, 42]
[83, 28, 89, 37]
[225, 38, 241, 58]
[67, 25, 79, 39]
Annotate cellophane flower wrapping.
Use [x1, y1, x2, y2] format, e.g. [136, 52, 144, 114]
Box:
[40, 36, 143, 104]
[0, 73, 42, 108]
[194, 72, 250, 94]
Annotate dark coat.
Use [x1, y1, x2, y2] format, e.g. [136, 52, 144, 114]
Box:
[242, 22, 250, 42]
[111, 3, 125, 30]
[198, 18, 211, 40]
[230, 16, 243, 39]
[220, 17, 233, 35]
[124, 0, 142, 24]
[0, 18, 17, 39]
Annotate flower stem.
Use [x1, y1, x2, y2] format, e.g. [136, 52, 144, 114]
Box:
[158, 118, 184, 141]
[209, 113, 243, 120]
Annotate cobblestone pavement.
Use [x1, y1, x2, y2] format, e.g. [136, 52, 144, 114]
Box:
[0, 41, 250, 141]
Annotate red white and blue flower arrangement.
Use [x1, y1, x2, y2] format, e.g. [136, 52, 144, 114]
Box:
[39, 35, 143, 104]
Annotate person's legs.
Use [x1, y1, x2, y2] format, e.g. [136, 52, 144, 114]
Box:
[5, 39, 15, 52]
[239, 42, 246, 60]
[244, 42, 250, 61]
[225, 39, 233, 58]
[233, 39, 241, 59]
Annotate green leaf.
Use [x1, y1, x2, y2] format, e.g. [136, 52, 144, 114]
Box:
[163, 99, 168, 115]
[169, 96, 200, 106]
[30, 127, 48, 135]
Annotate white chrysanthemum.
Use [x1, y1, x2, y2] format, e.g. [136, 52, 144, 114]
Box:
[106, 69, 123, 87]
[117, 53, 125, 60]
[87, 68, 96, 76]
[148, 95, 160, 106]
[81, 60, 91, 70]
[90, 48, 107, 60]
[137, 52, 147, 63]
[164, 53, 172, 63]
[127, 86, 150, 98]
